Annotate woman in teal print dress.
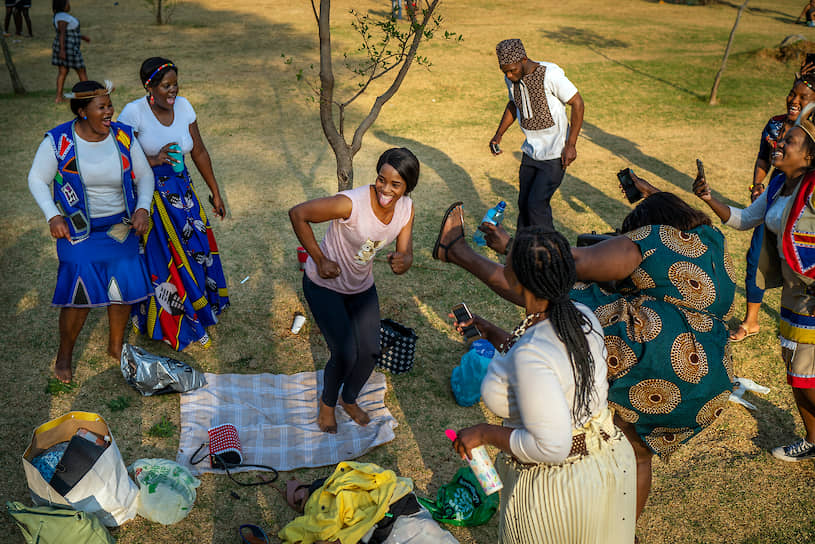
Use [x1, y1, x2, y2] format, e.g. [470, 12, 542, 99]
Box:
[431, 179, 735, 521]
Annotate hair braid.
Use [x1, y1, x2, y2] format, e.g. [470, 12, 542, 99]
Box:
[510, 227, 597, 423]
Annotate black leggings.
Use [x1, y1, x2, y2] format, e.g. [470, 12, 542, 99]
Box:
[303, 274, 380, 407]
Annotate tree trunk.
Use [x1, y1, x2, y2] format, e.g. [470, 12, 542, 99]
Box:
[1, 33, 26, 94]
[156, 0, 163, 25]
[335, 144, 354, 191]
[709, 0, 748, 105]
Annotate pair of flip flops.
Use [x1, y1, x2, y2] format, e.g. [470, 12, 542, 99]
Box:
[432, 201, 464, 261]
[239, 524, 269, 544]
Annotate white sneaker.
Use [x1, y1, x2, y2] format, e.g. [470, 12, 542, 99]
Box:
[771, 438, 815, 462]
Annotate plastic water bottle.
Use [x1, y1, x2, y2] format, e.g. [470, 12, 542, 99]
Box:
[473, 201, 507, 246]
[445, 429, 503, 495]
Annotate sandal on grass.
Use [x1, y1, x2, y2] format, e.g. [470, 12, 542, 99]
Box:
[729, 324, 759, 342]
[285, 479, 311, 513]
[432, 201, 464, 262]
[239, 524, 270, 544]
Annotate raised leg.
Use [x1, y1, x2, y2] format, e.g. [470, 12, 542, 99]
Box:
[56, 307, 91, 382]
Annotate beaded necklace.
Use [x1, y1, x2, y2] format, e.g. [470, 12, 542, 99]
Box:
[498, 311, 545, 354]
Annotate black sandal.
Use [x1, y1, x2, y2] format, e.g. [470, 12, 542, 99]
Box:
[432, 201, 464, 262]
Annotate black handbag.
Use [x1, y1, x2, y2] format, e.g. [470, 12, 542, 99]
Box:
[376, 319, 417, 374]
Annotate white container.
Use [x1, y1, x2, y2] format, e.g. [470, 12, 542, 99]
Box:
[291, 313, 306, 334]
[468, 445, 502, 495]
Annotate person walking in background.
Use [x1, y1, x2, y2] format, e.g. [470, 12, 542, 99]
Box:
[731, 73, 815, 342]
[52, 0, 88, 103]
[4, 0, 32, 37]
[289, 148, 418, 434]
[489, 38, 584, 232]
[27, 80, 154, 383]
[118, 57, 229, 351]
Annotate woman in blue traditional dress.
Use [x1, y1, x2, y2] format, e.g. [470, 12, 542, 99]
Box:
[118, 57, 229, 351]
[28, 80, 154, 382]
[432, 184, 735, 521]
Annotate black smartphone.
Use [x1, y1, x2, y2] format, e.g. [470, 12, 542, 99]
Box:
[208, 194, 225, 218]
[806, 53, 815, 66]
[489, 142, 501, 155]
[452, 303, 480, 339]
[696, 159, 705, 180]
[617, 168, 643, 204]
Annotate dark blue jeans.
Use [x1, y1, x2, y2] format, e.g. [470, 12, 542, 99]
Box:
[745, 225, 766, 304]
[517, 153, 565, 232]
[303, 274, 380, 407]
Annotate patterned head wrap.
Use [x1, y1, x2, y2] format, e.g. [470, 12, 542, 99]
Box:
[496, 39, 526, 65]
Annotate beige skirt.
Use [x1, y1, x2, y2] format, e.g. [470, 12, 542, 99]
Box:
[496, 408, 636, 544]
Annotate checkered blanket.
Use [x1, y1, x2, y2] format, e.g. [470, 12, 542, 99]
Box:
[176, 370, 397, 474]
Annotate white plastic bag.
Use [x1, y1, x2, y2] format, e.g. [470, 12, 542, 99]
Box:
[130, 459, 200, 525]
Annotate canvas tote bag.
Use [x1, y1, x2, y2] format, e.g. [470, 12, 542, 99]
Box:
[22, 411, 138, 527]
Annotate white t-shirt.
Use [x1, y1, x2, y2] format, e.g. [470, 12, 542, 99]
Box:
[505, 61, 578, 161]
[28, 132, 154, 220]
[481, 303, 608, 464]
[53, 12, 79, 30]
[117, 96, 197, 157]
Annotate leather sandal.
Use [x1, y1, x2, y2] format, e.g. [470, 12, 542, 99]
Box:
[432, 201, 464, 262]
[729, 324, 759, 342]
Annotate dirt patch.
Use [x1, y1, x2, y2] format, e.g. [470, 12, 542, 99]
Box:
[758, 36, 815, 64]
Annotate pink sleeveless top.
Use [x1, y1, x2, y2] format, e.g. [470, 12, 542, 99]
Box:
[305, 185, 413, 294]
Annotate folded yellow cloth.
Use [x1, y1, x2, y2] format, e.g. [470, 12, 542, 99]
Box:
[279, 461, 402, 544]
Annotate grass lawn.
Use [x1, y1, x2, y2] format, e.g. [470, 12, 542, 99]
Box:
[2, 0, 815, 542]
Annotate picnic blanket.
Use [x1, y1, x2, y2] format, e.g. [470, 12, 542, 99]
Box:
[176, 370, 397, 474]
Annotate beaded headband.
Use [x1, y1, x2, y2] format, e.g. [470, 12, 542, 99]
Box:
[143, 63, 176, 89]
[63, 79, 115, 99]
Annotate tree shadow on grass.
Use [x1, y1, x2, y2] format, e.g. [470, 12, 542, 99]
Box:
[541, 26, 630, 50]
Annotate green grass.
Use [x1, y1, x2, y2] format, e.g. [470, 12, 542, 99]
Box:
[3, 0, 815, 543]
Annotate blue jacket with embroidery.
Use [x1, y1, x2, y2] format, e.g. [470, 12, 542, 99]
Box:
[46, 120, 138, 242]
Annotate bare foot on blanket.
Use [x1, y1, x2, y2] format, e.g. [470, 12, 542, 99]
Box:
[318, 398, 338, 433]
[54, 358, 73, 383]
[339, 399, 370, 426]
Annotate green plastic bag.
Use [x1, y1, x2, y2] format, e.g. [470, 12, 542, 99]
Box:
[416, 466, 499, 527]
[6, 501, 114, 544]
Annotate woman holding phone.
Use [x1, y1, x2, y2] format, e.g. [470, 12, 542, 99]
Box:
[694, 109, 815, 462]
[117, 57, 229, 351]
[289, 148, 417, 433]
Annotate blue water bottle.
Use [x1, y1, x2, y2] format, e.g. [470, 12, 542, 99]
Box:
[473, 201, 507, 246]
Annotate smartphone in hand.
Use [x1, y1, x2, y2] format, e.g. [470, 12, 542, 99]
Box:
[489, 142, 501, 155]
[617, 168, 643, 204]
[696, 159, 705, 180]
[452, 303, 480, 339]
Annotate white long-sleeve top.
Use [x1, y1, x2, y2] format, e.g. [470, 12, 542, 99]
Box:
[481, 302, 609, 464]
[28, 132, 154, 222]
[724, 187, 793, 255]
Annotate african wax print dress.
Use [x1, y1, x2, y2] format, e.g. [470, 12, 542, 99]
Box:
[571, 224, 736, 458]
[51, 13, 84, 70]
[132, 163, 229, 350]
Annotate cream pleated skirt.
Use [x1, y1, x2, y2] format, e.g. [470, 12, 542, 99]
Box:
[496, 408, 636, 544]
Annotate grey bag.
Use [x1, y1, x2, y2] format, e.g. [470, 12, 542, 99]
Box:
[121, 343, 207, 396]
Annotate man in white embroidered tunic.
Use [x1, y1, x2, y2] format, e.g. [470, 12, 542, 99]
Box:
[489, 38, 585, 233]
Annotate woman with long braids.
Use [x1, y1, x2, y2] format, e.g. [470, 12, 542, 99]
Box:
[694, 107, 815, 462]
[452, 227, 635, 544]
[435, 189, 734, 524]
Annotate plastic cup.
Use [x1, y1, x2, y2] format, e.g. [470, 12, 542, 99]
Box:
[297, 246, 308, 271]
[291, 313, 306, 334]
[168, 144, 184, 173]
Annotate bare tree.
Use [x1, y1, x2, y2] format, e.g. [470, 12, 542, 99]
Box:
[1, 34, 25, 94]
[311, 0, 458, 190]
[709, 0, 749, 105]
